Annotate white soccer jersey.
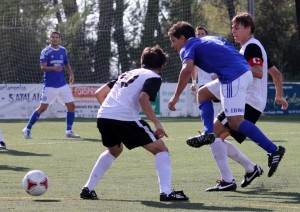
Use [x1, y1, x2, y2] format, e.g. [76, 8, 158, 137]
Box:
[197, 67, 214, 87]
[97, 68, 161, 121]
[240, 37, 268, 112]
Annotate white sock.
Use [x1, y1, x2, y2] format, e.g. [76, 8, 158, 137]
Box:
[224, 140, 255, 173]
[155, 151, 172, 195]
[84, 150, 115, 190]
[0, 129, 4, 142]
[210, 138, 233, 182]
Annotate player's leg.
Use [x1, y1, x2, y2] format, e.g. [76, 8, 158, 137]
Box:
[219, 104, 264, 187]
[225, 71, 285, 177]
[22, 87, 54, 139]
[22, 103, 48, 139]
[206, 119, 236, 192]
[186, 80, 220, 148]
[80, 118, 122, 200]
[143, 139, 189, 201]
[60, 85, 80, 138]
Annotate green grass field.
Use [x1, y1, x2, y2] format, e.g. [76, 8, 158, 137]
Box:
[1, 116, 300, 211]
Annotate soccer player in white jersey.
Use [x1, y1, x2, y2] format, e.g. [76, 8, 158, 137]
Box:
[80, 46, 189, 201]
[0, 129, 6, 149]
[205, 12, 288, 191]
[190, 26, 220, 132]
[168, 21, 286, 191]
[22, 30, 80, 139]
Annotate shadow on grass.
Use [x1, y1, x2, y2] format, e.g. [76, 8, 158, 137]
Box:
[34, 199, 61, 202]
[0, 165, 30, 172]
[80, 138, 102, 142]
[0, 149, 51, 157]
[141, 200, 271, 211]
[232, 188, 300, 205]
[101, 199, 271, 211]
[42, 138, 101, 142]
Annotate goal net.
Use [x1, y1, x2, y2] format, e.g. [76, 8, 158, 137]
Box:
[0, 0, 245, 84]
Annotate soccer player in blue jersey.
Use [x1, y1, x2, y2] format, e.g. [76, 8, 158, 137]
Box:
[0, 128, 6, 149]
[22, 30, 80, 139]
[168, 21, 285, 190]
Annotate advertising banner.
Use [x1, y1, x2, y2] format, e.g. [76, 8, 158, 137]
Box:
[264, 82, 300, 115]
[0, 84, 101, 119]
[0, 83, 299, 119]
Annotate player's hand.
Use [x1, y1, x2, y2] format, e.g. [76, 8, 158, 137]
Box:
[53, 65, 63, 72]
[275, 96, 288, 110]
[168, 95, 179, 111]
[190, 83, 196, 92]
[69, 73, 75, 84]
[154, 123, 168, 138]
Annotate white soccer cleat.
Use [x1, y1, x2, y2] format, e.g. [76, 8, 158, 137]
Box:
[22, 127, 32, 139]
[65, 131, 80, 138]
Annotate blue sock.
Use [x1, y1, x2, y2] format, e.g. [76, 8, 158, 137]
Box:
[238, 120, 277, 154]
[27, 111, 40, 130]
[66, 112, 75, 131]
[199, 100, 214, 134]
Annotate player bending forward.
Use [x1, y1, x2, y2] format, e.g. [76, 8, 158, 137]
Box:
[80, 45, 189, 202]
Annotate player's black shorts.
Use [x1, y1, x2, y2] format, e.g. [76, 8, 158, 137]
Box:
[97, 118, 159, 150]
[217, 104, 262, 143]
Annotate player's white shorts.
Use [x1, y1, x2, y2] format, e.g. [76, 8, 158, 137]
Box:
[40, 84, 74, 104]
[206, 71, 253, 116]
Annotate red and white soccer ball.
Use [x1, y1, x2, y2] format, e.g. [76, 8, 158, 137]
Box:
[22, 170, 49, 196]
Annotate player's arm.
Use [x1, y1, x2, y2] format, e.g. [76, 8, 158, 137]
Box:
[140, 78, 168, 138]
[64, 63, 75, 84]
[40, 62, 63, 72]
[168, 60, 194, 111]
[244, 44, 263, 79]
[139, 92, 168, 138]
[267, 59, 288, 110]
[94, 79, 117, 104]
[190, 66, 198, 92]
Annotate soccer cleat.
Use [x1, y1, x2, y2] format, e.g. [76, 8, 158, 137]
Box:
[186, 132, 215, 148]
[160, 190, 189, 201]
[80, 187, 98, 200]
[0, 141, 6, 149]
[65, 131, 80, 138]
[22, 127, 32, 139]
[206, 179, 237, 192]
[268, 146, 285, 177]
[241, 164, 263, 188]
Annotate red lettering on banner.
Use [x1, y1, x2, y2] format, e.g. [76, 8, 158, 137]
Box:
[72, 86, 99, 98]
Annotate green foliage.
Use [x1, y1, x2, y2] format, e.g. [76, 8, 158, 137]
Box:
[0, 116, 300, 211]
[0, 0, 299, 83]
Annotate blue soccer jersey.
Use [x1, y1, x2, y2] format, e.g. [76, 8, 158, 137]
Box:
[180, 36, 250, 84]
[40, 45, 69, 88]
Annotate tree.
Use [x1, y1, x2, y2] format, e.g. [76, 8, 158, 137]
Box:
[113, 0, 130, 74]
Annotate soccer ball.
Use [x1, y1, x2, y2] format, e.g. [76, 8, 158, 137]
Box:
[22, 170, 49, 196]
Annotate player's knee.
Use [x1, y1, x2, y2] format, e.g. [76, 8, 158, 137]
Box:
[66, 102, 75, 111]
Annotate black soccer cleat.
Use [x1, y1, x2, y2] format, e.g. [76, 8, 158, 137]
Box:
[80, 187, 98, 200]
[0, 141, 6, 149]
[186, 132, 215, 148]
[160, 190, 189, 201]
[206, 179, 237, 192]
[268, 146, 285, 177]
[241, 164, 263, 188]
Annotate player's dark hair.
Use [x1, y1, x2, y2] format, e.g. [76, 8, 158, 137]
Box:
[168, 21, 195, 39]
[141, 45, 168, 69]
[195, 26, 208, 35]
[231, 12, 255, 34]
[50, 30, 61, 37]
